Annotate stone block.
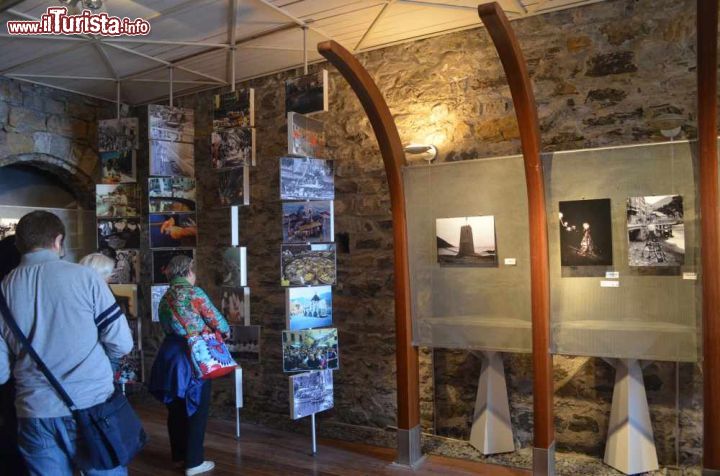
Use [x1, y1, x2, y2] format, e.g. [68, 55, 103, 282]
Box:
[48, 115, 88, 138]
[0, 101, 8, 124]
[0, 131, 34, 158]
[585, 51, 638, 77]
[9, 107, 46, 133]
[33, 131, 72, 159]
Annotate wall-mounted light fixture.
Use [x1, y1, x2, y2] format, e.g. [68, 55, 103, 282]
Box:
[403, 144, 438, 163]
[648, 113, 685, 139]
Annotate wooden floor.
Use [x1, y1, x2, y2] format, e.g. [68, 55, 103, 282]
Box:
[130, 404, 529, 476]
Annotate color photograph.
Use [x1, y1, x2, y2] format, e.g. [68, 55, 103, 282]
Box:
[226, 325, 261, 362]
[289, 369, 334, 420]
[151, 285, 169, 323]
[627, 195, 684, 267]
[288, 112, 326, 158]
[96, 184, 140, 218]
[279, 157, 334, 201]
[282, 328, 339, 373]
[97, 218, 141, 250]
[153, 249, 195, 284]
[109, 284, 138, 321]
[282, 201, 334, 243]
[148, 177, 196, 213]
[149, 213, 198, 249]
[100, 150, 136, 184]
[104, 248, 140, 284]
[211, 128, 255, 168]
[148, 104, 194, 143]
[115, 350, 143, 385]
[286, 285, 332, 331]
[98, 117, 139, 152]
[216, 167, 249, 207]
[559, 198, 613, 267]
[221, 246, 247, 288]
[150, 140, 195, 177]
[436, 216, 497, 266]
[213, 89, 254, 129]
[285, 70, 329, 115]
[281, 244, 336, 287]
[221, 287, 250, 324]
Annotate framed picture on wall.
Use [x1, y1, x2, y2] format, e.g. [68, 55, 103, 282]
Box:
[288, 112, 325, 158]
[289, 369, 334, 420]
[226, 325, 261, 362]
[558, 198, 613, 267]
[96, 184, 140, 218]
[150, 140, 195, 177]
[100, 150, 137, 184]
[280, 243, 336, 287]
[215, 167, 250, 207]
[149, 213, 198, 249]
[282, 201, 334, 243]
[106, 248, 141, 284]
[148, 105, 194, 143]
[97, 218, 142, 251]
[98, 117, 139, 152]
[286, 285, 332, 331]
[627, 195, 684, 267]
[213, 89, 254, 129]
[148, 177, 196, 213]
[279, 157, 334, 201]
[435, 216, 497, 267]
[282, 328, 339, 373]
[285, 70, 329, 116]
[211, 128, 255, 168]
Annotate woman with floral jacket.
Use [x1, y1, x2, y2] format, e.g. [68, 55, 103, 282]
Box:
[149, 255, 229, 476]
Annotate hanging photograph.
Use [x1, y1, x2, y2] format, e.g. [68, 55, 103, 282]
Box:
[149, 213, 198, 249]
[96, 184, 140, 218]
[282, 201, 334, 243]
[0, 218, 19, 240]
[98, 117, 139, 152]
[281, 244, 336, 287]
[100, 150, 137, 184]
[109, 284, 138, 321]
[285, 69, 329, 116]
[211, 128, 255, 168]
[221, 287, 250, 323]
[289, 369, 334, 420]
[220, 247, 247, 288]
[97, 218, 141, 251]
[151, 284, 169, 322]
[150, 140, 195, 177]
[226, 325, 261, 362]
[559, 199, 613, 267]
[213, 89, 254, 129]
[286, 285, 332, 331]
[216, 167, 249, 207]
[282, 328, 339, 373]
[288, 112, 326, 158]
[149, 177, 196, 213]
[435, 216, 497, 266]
[279, 157, 334, 201]
[115, 350, 143, 385]
[152, 249, 195, 284]
[104, 248, 141, 284]
[627, 195, 684, 267]
[148, 104, 194, 143]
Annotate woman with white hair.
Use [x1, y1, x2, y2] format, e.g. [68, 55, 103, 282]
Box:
[79, 252, 115, 283]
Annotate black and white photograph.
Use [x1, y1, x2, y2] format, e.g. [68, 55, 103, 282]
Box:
[97, 218, 142, 250]
[436, 216, 497, 266]
[151, 284, 169, 322]
[279, 157, 334, 201]
[149, 213, 198, 249]
[221, 287, 250, 324]
[213, 89, 254, 129]
[103, 248, 141, 284]
[216, 167, 249, 207]
[282, 328, 339, 373]
[149, 177, 196, 213]
[559, 198, 614, 267]
[282, 201, 334, 243]
[220, 246, 247, 288]
[627, 195, 684, 267]
[100, 150, 136, 184]
[98, 117, 139, 152]
[288, 112, 326, 158]
[285, 70, 329, 115]
[289, 369, 334, 420]
[211, 128, 255, 168]
[226, 325, 261, 362]
[0, 218, 19, 240]
[281, 243, 336, 287]
[152, 249, 195, 284]
[286, 285, 332, 331]
[150, 140, 195, 177]
[96, 184, 140, 218]
[148, 104, 194, 143]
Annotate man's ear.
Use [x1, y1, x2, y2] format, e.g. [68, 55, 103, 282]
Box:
[54, 234, 64, 252]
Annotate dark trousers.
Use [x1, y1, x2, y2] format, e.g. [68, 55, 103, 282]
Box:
[166, 380, 211, 469]
[0, 379, 28, 476]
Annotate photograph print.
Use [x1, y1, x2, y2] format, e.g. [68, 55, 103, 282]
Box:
[109, 284, 138, 321]
[98, 117, 139, 152]
[149, 213, 198, 249]
[115, 350, 143, 385]
[436, 216, 497, 266]
[211, 128, 255, 168]
[104, 248, 141, 284]
[282, 328, 339, 373]
[282, 201, 334, 243]
[289, 369, 334, 420]
[226, 325, 261, 362]
[279, 157, 334, 201]
[148, 104, 194, 143]
[286, 285, 332, 331]
[213, 89, 254, 129]
[149, 177, 196, 213]
[150, 140, 195, 177]
[288, 112, 326, 158]
[151, 284, 169, 322]
[97, 218, 141, 251]
[281, 244, 336, 287]
[220, 246, 247, 288]
[152, 249, 195, 284]
[559, 198, 613, 267]
[0, 218, 19, 240]
[216, 167, 249, 207]
[96, 184, 140, 218]
[100, 150, 136, 184]
[221, 287, 250, 324]
[285, 69, 329, 115]
[627, 195, 684, 267]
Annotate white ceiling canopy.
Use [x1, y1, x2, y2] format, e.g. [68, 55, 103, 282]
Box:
[0, 0, 608, 105]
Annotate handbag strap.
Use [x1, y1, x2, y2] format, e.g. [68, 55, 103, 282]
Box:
[0, 288, 78, 411]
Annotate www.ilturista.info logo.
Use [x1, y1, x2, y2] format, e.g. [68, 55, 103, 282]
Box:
[6, 7, 151, 36]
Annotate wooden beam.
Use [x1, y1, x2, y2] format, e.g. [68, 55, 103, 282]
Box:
[317, 40, 420, 453]
[697, 0, 720, 470]
[477, 1, 554, 460]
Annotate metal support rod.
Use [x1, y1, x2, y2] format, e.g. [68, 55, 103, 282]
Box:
[236, 408, 241, 440]
[229, 0, 238, 91]
[310, 413, 317, 455]
[116, 81, 121, 119]
[169, 67, 174, 107]
[303, 26, 309, 75]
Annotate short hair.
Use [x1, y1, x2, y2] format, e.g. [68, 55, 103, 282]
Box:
[166, 255, 194, 281]
[15, 211, 66, 254]
[79, 253, 116, 282]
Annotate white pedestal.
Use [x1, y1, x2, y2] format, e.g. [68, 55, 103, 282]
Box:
[469, 351, 515, 455]
[604, 359, 659, 475]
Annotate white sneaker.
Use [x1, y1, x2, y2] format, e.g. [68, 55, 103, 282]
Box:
[185, 461, 215, 475]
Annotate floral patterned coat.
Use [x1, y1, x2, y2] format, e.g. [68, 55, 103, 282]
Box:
[159, 277, 230, 338]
